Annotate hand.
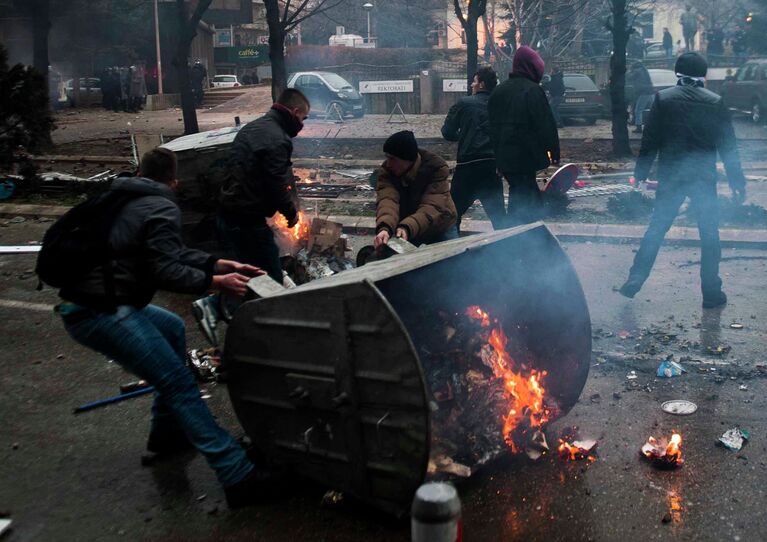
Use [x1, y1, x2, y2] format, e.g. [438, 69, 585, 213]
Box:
[374, 230, 390, 248]
[395, 227, 409, 241]
[731, 185, 746, 205]
[212, 273, 251, 297]
[215, 259, 265, 277]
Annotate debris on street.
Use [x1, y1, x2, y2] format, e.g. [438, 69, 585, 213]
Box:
[657, 358, 685, 378]
[718, 428, 750, 451]
[641, 433, 684, 469]
[661, 400, 698, 416]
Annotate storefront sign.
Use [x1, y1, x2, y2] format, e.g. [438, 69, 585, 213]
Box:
[359, 80, 414, 94]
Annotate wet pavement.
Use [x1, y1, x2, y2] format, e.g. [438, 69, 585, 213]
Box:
[0, 220, 766, 541]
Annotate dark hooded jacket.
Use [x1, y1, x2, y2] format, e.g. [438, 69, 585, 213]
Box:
[60, 176, 217, 310]
[635, 83, 745, 189]
[441, 91, 494, 163]
[218, 105, 299, 224]
[488, 47, 560, 174]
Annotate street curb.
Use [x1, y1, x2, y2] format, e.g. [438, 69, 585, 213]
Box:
[2, 205, 766, 249]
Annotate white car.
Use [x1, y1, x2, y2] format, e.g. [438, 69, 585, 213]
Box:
[211, 75, 241, 88]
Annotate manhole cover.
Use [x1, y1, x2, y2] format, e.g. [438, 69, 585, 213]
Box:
[661, 400, 698, 415]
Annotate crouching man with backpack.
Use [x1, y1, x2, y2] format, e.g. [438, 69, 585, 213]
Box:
[44, 148, 271, 509]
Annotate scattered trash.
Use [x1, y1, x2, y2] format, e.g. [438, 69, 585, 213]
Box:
[428, 454, 472, 477]
[119, 380, 150, 394]
[729, 323, 744, 330]
[558, 439, 598, 461]
[706, 344, 731, 357]
[657, 359, 685, 378]
[11, 442, 19, 450]
[56, 354, 65, 360]
[641, 433, 684, 469]
[618, 330, 634, 340]
[590, 393, 601, 403]
[661, 400, 698, 416]
[320, 490, 344, 506]
[196, 494, 207, 502]
[187, 348, 221, 383]
[739, 384, 748, 391]
[627, 371, 638, 380]
[7, 216, 25, 224]
[526, 429, 549, 461]
[718, 428, 750, 451]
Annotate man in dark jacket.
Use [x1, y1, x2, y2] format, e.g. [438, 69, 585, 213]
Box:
[441, 66, 505, 232]
[628, 61, 654, 132]
[663, 28, 674, 58]
[619, 53, 746, 308]
[374, 131, 457, 248]
[488, 46, 560, 226]
[217, 88, 309, 283]
[544, 66, 565, 128]
[58, 148, 271, 509]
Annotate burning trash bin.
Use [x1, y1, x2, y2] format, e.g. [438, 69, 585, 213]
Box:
[224, 222, 592, 514]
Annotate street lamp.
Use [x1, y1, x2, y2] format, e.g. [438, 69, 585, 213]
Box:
[362, 2, 373, 45]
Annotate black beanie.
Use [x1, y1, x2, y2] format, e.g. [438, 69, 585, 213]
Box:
[383, 130, 418, 162]
[675, 52, 708, 77]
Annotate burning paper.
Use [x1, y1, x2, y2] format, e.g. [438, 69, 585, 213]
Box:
[641, 433, 684, 469]
[558, 439, 598, 461]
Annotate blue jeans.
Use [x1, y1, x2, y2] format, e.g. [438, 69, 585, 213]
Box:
[63, 304, 253, 488]
[634, 94, 654, 127]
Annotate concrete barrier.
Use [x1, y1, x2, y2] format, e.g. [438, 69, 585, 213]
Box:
[145, 93, 181, 111]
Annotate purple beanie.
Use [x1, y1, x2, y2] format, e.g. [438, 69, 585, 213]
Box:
[512, 46, 545, 84]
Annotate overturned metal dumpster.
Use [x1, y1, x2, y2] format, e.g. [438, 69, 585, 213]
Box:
[224, 223, 592, 514]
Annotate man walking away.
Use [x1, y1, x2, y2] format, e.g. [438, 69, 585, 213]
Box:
[663, 28, 673, 58]
[680, 5, 698, 52]
[56, 148, 273, 508]
[618, 53, 746, 308]
[374, 131, 457, 249]
[441, 66, 505, 232]
[628, 61, 654, 133]
[546, 66, 566, 128]
[488, 46, 560, 226]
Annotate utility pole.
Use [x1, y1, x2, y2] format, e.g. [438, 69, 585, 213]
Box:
[154, 0, 164, 94]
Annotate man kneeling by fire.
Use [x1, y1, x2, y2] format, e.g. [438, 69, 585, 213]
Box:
[374, 131, 458, 250]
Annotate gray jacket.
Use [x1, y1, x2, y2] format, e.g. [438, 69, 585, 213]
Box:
[60, 176, 216, 310]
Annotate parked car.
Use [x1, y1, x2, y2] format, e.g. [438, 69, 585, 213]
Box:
[211, 75, 241, 88]
[555, 73, 604, 125]
[64, 77, 102, 107]
[722, 59, 767, 124]
[287, 71, 365, 118]
[644, 42, 676, 59]
[607, 68, 678, 124]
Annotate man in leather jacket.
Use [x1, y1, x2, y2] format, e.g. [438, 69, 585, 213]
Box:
[619, 53, 746, 308]
[441, 66, 505, 232]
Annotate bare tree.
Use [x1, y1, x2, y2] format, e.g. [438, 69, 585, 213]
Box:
[453, 0, 488, 93]
[606, 0, 632, 156]
[173, 0, 213, 135]
[263, 0, 348, 101]
[501, 0, 543, 50]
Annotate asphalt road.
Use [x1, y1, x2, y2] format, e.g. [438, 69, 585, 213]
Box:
[0, 220, 765, 541]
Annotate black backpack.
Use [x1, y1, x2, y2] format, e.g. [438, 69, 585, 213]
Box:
[36, 190, 141, 291]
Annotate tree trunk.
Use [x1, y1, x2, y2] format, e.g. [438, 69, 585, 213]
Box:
[174, 2, 199, 135]
[264, 0, 287, 101]
[609, 0, 632, 157]
[465, 21, 479, 94]
[31, 0, 51, 78]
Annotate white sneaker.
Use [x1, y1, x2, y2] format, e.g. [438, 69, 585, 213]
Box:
[192, 295, 220, 347]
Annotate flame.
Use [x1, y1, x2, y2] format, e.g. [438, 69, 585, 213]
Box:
[467, 305, 550, 453]
[642, 432, 683, 467]
[271, 210, 310, 241]
[558, 441, 581, 461]
[666, 433, 682, 462]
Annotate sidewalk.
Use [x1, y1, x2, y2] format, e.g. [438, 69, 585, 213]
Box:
[3, 203, 765, 249]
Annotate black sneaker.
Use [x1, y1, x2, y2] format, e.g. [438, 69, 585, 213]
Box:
[146, 427, 194, 456]
[224, 467, 277, 509]
[702, 291, 727, 309]
[618, 279, 642, 299]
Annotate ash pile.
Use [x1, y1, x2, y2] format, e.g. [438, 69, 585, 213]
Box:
[421, 306, 561, 478]
[268, 213, 355, 285]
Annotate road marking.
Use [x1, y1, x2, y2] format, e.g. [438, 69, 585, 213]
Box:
[0, 298, 54, 312]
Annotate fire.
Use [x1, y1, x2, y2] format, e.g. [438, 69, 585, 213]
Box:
[466, 305, 550, 453]
[271, 210, 310, 241]
[557, 439, 597, 461]
[641, 432, 684, 468]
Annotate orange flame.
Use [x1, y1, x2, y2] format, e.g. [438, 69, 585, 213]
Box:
[642, 433, 683, 467]
[467, 305, 550, 453]
[666, 433, 682, 462]
[272, 211, 310, 241]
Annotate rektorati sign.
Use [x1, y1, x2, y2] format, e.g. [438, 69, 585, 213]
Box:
[359, 80, 414, 94]
[443, 79, 467, 92]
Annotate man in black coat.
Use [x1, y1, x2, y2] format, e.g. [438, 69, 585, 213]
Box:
[619, 53, 746, 308]
[628, 61, 654, 132]
[544, 65, 565, 128]
[488, 46, 560, 226]
[217, 88, 309, 283]
[663, 28, 673, 58]
[441, 66, 505, 231]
